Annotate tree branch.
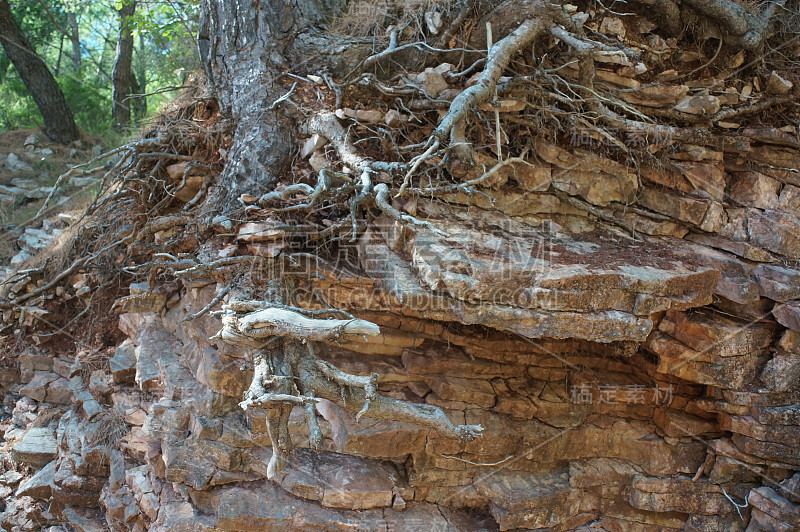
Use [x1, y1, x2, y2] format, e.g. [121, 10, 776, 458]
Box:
[434, 17, 548, 159]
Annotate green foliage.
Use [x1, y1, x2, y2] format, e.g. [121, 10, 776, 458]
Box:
[0, 75, 40, 131]
[9, 0, 65, 48]
[128, 0, 201, 85]
[0, 0, 201, 138]
[0, 66, 112, 134]
[58, 69, 113, 135]
[129, 0, 199, 47]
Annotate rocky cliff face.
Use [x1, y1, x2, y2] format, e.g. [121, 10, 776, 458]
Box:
[4, 136, 800, 530]
[2, 1, 800, 531]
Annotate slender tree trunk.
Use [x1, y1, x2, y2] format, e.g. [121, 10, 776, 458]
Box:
[96, 45, 103, 78]
[111, 0, 136, 127]
[68, 10, 80, 72]
[0, 0, 79, 143]
[131, 33, 146, 121]
[55, 33, 63, 76]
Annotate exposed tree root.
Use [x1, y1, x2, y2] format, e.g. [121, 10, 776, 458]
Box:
[228, 307, 380, 342]
[682, 0, 769, 50]
[305, 110, 451, 238]
[5, 0, 798, 495]
[434, 17, 549, 168]
[218, 301, 483, 478]
[308, 112, 404, 175]
[374, 183, 449, 236]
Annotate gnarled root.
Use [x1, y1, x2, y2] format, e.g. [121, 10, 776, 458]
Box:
[434, 17, 549, 165]
[265, 397, 293, 479]
[296, 348, 483, 441]
[219, 302, 484, 478]
[681, 0, 770, 51]
[373, 184, 449, 237]
[226, 306, 380, 342]
[304, 391, 323, 451]
[239, 352, 296, 479]
[314, 354, 378, 421]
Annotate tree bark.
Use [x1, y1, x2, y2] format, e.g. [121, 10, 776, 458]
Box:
[111, 0, 136, 126]
[55, 33, 63, 76]
[68, 10, 80, 72]
[0, 0, 79, 143]
[199, 0, 360, 212]
[132, 32, 146, 120]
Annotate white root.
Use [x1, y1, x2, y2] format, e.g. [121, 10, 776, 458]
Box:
[374, 184, 449, 236]
[396, 138, 439, 197]
[435, 18, 547, 152]
[230, 307, 380, 342]
[258, 183, 315, 204]
[422, 154, 531, 194]
[215, 301, 484, 479]
[239, 392, 319, 410]
[308, 111, 403, 175]
[304, 391, 323, 451]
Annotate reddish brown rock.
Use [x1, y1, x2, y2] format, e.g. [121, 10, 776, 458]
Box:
[621, 84, 689, 108]
[15, 460, 56, 499]
[748, 487, 800, 528]
[766, 71, 793, 95]
[773, 301, 800, 332]
[748, 210, 800, 259]
[19, 371, 59, 402]
[428, 377, 496, 408]
[235, 222, 285, 243]
[732, 432, 800, 466]
[728, 171, 781, 209]
[12, 428, 58, 468]
[318, 456, 394, 510]
[630, 476, 733, 516]
[646, 310, 774, 388]
[535, 142, 638, 206]
[752, 264, 800, 302]
[673, 160, 726, 201]
[760, 353, 800, 392]
[779, 330, 800, 354]
[482, 472, 598, 531]
[721, 415, 800, 447]
[674, 94, 720, 115]
[653, 408, 720, 438]
[779, 184, 800, 216]
[752, 405, 800, 426]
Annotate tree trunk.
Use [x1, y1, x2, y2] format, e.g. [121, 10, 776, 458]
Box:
[68, 10, 80, 72]
[131, 33, 146, 121]
[0, 0, 79, 143]
[55, 33, 63, 76]
[111, 0, 136, 127]
[199, 0, 354, 211]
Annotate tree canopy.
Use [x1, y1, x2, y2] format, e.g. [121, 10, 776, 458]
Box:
[0, 0, 200, 136]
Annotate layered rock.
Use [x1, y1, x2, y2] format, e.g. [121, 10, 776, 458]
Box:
[2, 7, 800, 532]
[5, 148, 800, 531]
